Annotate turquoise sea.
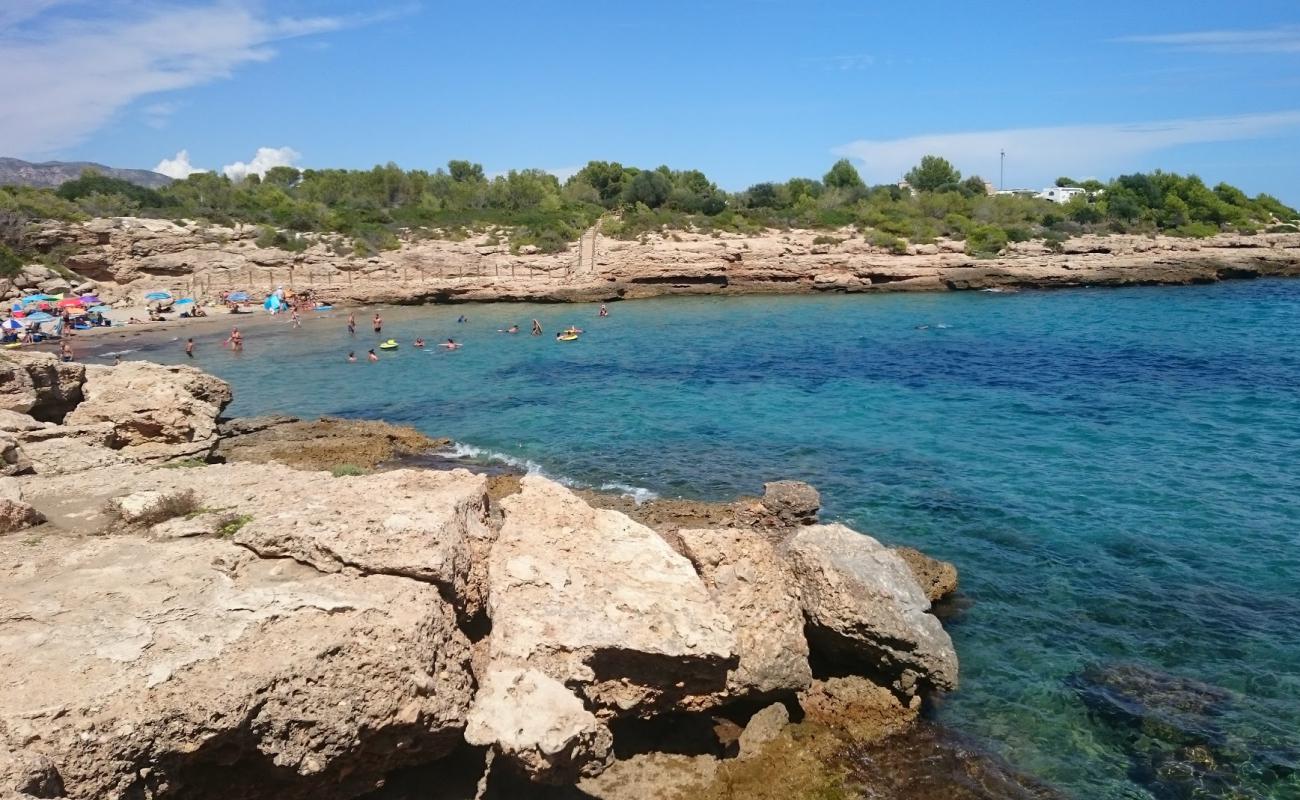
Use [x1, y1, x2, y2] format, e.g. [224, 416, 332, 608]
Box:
[120, 280, 1300, 798]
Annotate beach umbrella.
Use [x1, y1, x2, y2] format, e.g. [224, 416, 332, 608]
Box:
[23, 312, 55, 324]
[144, 291, 172, 301]
[228, 291, 250, 302]
[21, 294, 55, 306]
[88, 305, 112, 313]
[65, 308, 87, 317]
[78, 294, 102, 304]
[2, 319, 24, 331]
[57, 298, 84, 308]
[175, 298, 194, 306]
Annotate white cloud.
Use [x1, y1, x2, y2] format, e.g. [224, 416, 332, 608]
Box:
[833, 111, 1300, 186]
[153, 149, 205, 179]
[1114, 25, 1300, 54]
[0, 3, 404, 157]
[222, 146, 301, 181]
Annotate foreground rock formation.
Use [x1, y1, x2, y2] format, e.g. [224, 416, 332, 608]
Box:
[18, 216, 1300, 308]
[0, 352, 978, 799]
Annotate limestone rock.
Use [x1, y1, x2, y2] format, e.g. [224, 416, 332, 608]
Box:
[488, 476, 736, 715]
[0, 533, 474, 800]
[0, 410, 46, 433]
[0, 497, 43, 533]
[0, 476, 21, 502]
[737, 702, 790, 759]
[786, 524, 958, 694]
[64, 361, 232, 462]
[465, 667, 613, 783]
[107, 489, 191, 524]
[676, 527, 811, 698]
[761, 480, 820, 526]
[0, 353, 85, 422]
[798, 675, 920, 742]
[891, 545, 959, 601]
[0, 433, 32, 477]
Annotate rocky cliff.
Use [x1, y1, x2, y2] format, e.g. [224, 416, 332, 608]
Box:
[15, 217, 1300, 308]
[0, 351, 1054, 799]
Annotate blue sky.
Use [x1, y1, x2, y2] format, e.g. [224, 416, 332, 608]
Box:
[3, 0, 1299, 202]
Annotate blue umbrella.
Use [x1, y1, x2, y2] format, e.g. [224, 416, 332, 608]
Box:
[2, 319, 24, 331]
[228, 291, 250, 302]
[23, 312, 55, 323]
[21, 294, 56, 306]
[144, 291, 172, 301]
[88, 305, 112, 313]
[174, 298, 194, 305]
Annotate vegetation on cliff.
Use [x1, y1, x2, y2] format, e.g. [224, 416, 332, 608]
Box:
[1, 156, 1296, 269]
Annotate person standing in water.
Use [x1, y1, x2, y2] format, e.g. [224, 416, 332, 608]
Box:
[59, 340, 73, 362]
[224, 327, 239, 349]
[185, 338, 194, 358]
[372, 313, 383, 334]
[531, 319, 542, 335]
[347, 313, 356, 335]
[290, 309, 301, 329]
[598, 304, 608, 317]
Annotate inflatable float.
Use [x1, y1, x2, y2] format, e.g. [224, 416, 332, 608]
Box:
[379, 339, 400, 350]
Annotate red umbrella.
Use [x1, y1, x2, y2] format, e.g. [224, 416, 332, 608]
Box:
[57, 298, 84, 308]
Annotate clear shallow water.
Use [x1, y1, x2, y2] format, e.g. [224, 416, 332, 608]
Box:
[125, 281, 1300, 798]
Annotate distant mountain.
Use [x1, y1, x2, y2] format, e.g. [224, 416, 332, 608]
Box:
[0, 157, 172, 189]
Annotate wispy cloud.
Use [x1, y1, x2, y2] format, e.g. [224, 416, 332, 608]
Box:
[1114, 25, 1300, 54]
[833, 111, 1300, 185]
[0, 3, 410, 157]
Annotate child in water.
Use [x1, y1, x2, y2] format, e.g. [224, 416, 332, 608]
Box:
[367, 349, 379, 362]
[414, 338, 425, 348]
[347, 352, 356, 362]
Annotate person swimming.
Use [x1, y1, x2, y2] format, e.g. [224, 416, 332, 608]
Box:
[441, 338, 462, 349]
[367, 349, 379, 361]
[501, 324, 519, 334]
[347, 351, 356, 362]
[414, 338, 425, 348]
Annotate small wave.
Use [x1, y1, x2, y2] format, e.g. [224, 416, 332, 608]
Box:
[438, 442, 658, 504]
[97, 349, 139, 358]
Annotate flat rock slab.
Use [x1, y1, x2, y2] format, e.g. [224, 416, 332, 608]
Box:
[490, 476, 736, 715]
[0, 532, 473, 800]
[786, 524, 958, 695]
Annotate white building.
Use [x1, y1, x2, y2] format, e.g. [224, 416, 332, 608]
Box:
[1035, 186, 1086, 204]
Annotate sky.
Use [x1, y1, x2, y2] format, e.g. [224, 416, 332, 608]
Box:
[2, 0, 1300, 203]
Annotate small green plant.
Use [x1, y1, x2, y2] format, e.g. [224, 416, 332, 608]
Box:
[217, 514, 253, 538]
[110, 489, 202, 527]
[811, 235, 842, 246]
[331, 463, 367, 477]
[160, 458, 207, 469]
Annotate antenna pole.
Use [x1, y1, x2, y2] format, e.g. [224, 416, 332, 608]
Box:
[1000, 149, 1005, 191]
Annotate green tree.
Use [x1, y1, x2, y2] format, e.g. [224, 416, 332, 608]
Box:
[823, 159, 865, 191]
[622, 170, 672, 208]
[263, 166, 301, 189]
[905, 156, 962, 192]
[0, 243, 21, 277]
[448, 160, 485, 183]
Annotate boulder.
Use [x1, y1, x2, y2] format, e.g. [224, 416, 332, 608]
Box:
[63, 362, 232, 462]
[0, 476, 21, 502]
[761, 480, 820, 526]
[891, 546, 959, 601]
[465, 667, 613, 783]
[0, 533, 474, 800]
[0, 433, 32, 476]
[0, 353, 86, 422]
[488, 476, 736, 716]
[0, 410, 45, 433]
[675, 527, 811, 698]
[786, 524, 958, 695]
[0, 497, 43, 533]
[737, 702, 790, 758]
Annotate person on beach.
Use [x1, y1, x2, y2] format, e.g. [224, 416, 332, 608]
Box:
[347, 352, 356, 362]
[598, 304, 608, 317]
[414, 338, 425, 348]
[185, 338, 194, 358]
[347, 313, 356, 335]
[372, 313, 383, 334]
[367, 349, 378, 362]
[531, 319, 542, 335]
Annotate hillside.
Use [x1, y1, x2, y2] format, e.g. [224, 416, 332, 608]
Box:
[0, 157, 171, 189]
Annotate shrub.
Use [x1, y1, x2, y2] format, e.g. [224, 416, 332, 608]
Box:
[811, 235, 842, 246]
[331, 463, 367, 477]
[965, 225, 1009, 257]
[110, 489, 202, 526]
[217, 513, 253, 537]
[0, 243, 21, 277]
[1171, 222, 1219, 239]
[868, 230, 908, 254]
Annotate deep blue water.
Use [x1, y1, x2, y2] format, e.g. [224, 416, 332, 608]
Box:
[118, 281, 1300, 798]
